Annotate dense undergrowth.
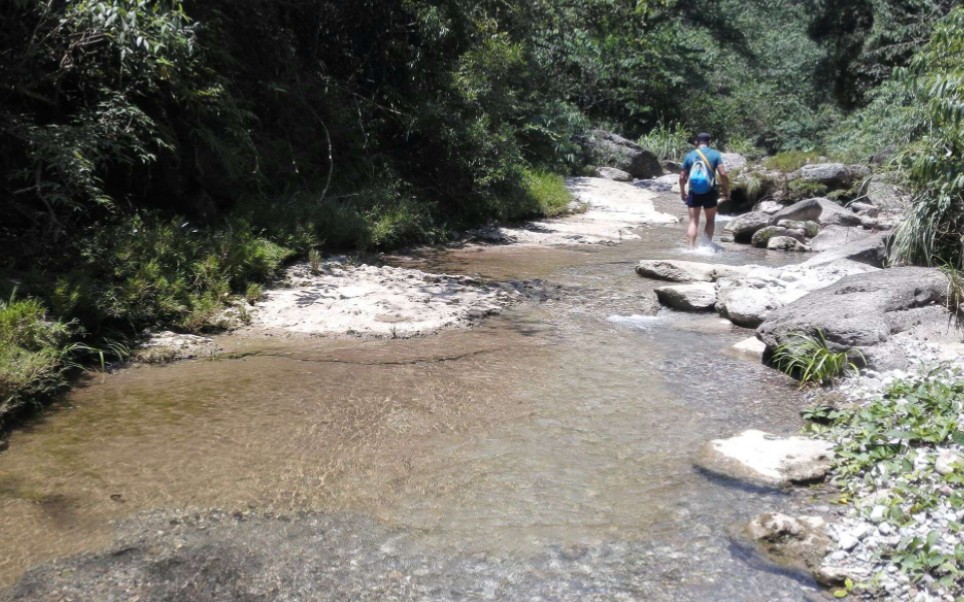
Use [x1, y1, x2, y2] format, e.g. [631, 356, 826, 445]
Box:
[0, 0, 963, 424]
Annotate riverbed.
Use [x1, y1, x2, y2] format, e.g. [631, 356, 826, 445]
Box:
[0, 191, 827, 601]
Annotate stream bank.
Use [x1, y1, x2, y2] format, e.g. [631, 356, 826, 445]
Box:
[0, 177, 891, 601]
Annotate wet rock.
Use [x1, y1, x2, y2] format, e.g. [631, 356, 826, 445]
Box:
[751, 226, 804, 248]
[594, 166, 633, 182]
[635, 260, 746, 283]
[699, 429, 835, 487]
[767, 236, 809, 252]
[731, 336, 766, 360]
[803, 231, 889, 268]
[584, 129, 662, 179]
[654, 282, 717, 312]
[135, 331, 220, 363]
[746, 512, 830, 571]
[770, 198, 862, 228]
[757, 267, 953, 370]
[722, 211, 771, 243]
[715, 261, 878, 328]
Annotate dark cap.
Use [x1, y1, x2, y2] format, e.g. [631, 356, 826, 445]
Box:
[696, 132, 711, 143]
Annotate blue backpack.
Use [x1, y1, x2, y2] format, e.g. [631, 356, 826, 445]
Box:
[689, 149, 715, 194]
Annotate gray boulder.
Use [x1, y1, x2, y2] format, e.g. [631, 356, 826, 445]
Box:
[634, 173, 678, 193]
[757, 267, 953, 370]
[716, 261, 878, 328]
[770, 197, 861, 227]
[767, 236, 810, 252]
[722, 211, 771, 243]
[593, 166, 633, 182]
[746, 513, 831, 579]
[585, 130, 662, 179]
[654, 282, 717, 312]
[808, 225, 873, 253]
[755, 200, 784, 215]
[635, 260, 746, 283]
[803, 231, 889, 268]
[751, 226, 805, 248]
[721, 152, 747, 171]
[775, 219, 820, 237]
[792, 163, 863, 189]
[861, 173, 910, 215]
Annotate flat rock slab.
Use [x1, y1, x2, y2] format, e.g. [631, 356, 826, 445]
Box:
[594, 166, 632, 182]
[715, 260, 879, 328]
[770, 198, 862, 228]
[803, 231, 889, 268]
[757, 266, 952, 369]
[135, 332, 220, 363]
[654, 282, 717, 312]
[808, 225, 873, 253]
[473, 177, 677, 246]
[699, 429, 835, 487]
[636, 260, 747, 283]
[250, 263, 514, 337]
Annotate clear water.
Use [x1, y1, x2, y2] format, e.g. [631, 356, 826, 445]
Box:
[0, 197, 822, 599]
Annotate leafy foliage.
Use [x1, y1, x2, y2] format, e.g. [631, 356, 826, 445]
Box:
[807, 371, 964, 591]
[0, 295, 73, 423]
[891, 7, 964, 268]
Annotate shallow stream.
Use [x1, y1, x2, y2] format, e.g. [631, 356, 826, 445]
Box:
[0, 197, 826, 600]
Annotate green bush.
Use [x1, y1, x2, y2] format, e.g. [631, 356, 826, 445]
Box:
[523, 169, 573, 218]
[891, 8, 964, 268]
[0, 295, 73, 423]
[638, 123, 691, 162]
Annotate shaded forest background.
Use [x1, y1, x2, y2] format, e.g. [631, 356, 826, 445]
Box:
[1, 0, 962, 419]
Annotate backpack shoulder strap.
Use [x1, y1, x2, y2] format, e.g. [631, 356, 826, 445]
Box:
[694, 148, 715, 174]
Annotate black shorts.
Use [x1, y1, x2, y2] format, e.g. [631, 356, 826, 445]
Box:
[685, 189, 719, 209]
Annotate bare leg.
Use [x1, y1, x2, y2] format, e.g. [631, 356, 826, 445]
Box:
[703, 206, 717, 244]
[687, 207, 701, 248]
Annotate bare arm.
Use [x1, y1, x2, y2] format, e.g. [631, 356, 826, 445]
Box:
[679, 169, 688, 201]
[717, 163, 729, 200]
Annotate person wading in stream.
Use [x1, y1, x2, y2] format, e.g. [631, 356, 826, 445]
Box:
[679, 132, 730, 249]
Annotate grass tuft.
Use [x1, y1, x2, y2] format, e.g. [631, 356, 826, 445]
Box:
[772, 330, 861, 387]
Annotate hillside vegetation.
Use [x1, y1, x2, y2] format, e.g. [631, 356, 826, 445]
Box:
[0, 0, 961, 421]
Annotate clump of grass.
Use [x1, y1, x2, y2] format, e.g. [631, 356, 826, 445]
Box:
[0, 294, 73, 423]
[787, 179, 830, 200]
[772, 330, 860, 387]
[637, 123, 690, 162]
[522, 169, 572, 218]
[764, 150, 825, 173]
[308, 249, 323, 275]
[245, 283, 264, 305]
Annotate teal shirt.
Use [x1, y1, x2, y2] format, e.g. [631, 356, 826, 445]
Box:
[681, 146, 724, 189]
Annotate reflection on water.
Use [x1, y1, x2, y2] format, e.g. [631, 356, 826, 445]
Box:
[0, 195, 818, 598]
